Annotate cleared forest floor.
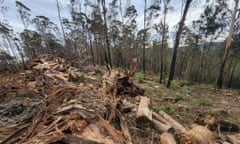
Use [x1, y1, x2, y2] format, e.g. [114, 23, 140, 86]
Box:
[0, 56, 239, 143]
[139, 78, 240, 125]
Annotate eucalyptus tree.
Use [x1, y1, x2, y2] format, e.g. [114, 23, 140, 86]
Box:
[153, 0, 172, 83]
[217, 0, 239, 89]
[55, 0, 66, 46]
[167, 0, 193, 88]
[20, 30, 40, 58]
[69, 0, 95, 64]
[177, 26, 200, 82]
[13, 37, 26, 68]
[193, 0, 229, 84]
[142, 0, 161, 76]
[15, 1, 31, 29]
[226, 33, 240, 88]
[0, 23, 20, 70]
[101, 0, 113, 68]
[0, 3, 21, 69]
[122, 4, 138, 68]
[83, 0, 110, 66]
[32, 16, 60, 54]
[15, 1, 31, 61]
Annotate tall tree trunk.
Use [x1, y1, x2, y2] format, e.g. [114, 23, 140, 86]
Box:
[4, 34, 18, 70]
[160, 30, 165, 83]
[216, 0, 239, 89]
[160, 0, 169, 83]
[102, 0, 112, 69]
[88, 34, 95, 66]
[14, 40, 26, 69]
[143, 0, 147, 78]
[228, 60, 237, 88]
[197, 42, 206, 84]
[179, 49, 186, 76]
[56, 0, 66, 45]
[167, 0, 192, 88]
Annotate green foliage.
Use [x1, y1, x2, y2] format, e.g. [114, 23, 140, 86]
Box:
[207, 83, 215, 89]
[181, 87, 190, 95]
[161, 104, 176, 115]
[170, 80, 178, 89]
[133, 71, 144, 82]
[150, 103, 161, 112]
[79, 73, 86, 82]
[153, 86, 162, 97]
[198, 97, 212, 106]
[0, 51, 16, 71]
[175, 92, 184, 101]
[179, 79, 193, 86]
[0, 51, 14, 61]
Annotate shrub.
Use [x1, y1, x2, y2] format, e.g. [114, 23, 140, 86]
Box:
[175, 92, 184, 101]
[133, 71, 144, 82]
[198, 97, 212, 106]
[79, 73, 86, 82]
[170, 80, 178, 89]
[150, 103, 161, 112]
[162, 104, 176, 115]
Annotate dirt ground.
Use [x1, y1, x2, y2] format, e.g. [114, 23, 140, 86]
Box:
[139, 79, 240, 125]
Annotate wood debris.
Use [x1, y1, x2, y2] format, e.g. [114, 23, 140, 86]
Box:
[0, 55, 239, 144]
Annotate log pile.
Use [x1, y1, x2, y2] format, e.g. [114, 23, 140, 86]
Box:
[0, 55, 239, 144]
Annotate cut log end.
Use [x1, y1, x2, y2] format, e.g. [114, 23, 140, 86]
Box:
[160, 132, 177, 144]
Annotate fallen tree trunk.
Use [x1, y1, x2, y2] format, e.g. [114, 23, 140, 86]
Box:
[136, 96, 152, 121]
[152, 119, 172, 133]
[153, 111, 169, 125]
[158, 110, 186, 133]
[136, 96, 171, 132]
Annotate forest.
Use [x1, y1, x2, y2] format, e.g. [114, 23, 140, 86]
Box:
[0, 0, 240, 144]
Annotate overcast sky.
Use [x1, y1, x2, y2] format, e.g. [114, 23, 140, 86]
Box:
[1, 0, 207, 33]
[0, 0, 236, 49]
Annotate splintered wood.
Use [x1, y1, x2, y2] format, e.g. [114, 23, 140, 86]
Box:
[0, 55, 239, 144]
[102, 58, 144, 99]
[0, 55, 117, 144]
[179, 125, 215, 144]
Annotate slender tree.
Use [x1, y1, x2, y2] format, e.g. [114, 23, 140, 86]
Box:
[167, 0, 192, 88]
[160, 0, 171, 83]
[217, 0, 239, 89]
[193, 0, 228, 84]
[16, 1, 31, 29]
[55, 0, 66, 45]
[142, 0, 161, 77]
[15, 1, 31, 61]
[101, 0, 113, 69]
[143, 0, 147, 77]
